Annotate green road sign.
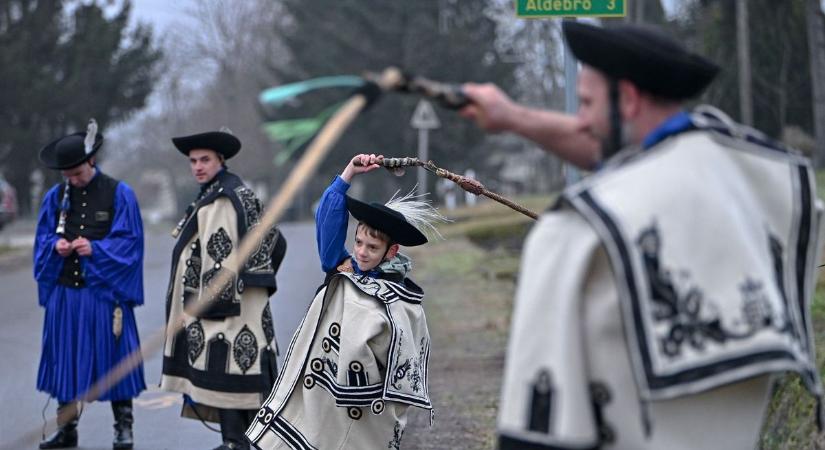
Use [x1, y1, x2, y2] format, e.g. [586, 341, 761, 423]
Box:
[516, 0, 626, 17]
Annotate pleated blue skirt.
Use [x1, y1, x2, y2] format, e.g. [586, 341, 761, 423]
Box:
[37, 285, 146, 402]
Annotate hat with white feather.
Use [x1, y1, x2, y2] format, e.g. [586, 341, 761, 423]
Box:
[39, 119, 103, 170]
[345, 188, 447, 247]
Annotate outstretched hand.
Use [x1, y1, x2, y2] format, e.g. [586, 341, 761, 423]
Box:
[459, 83, 519, 133]
[341, 153, 384, 183]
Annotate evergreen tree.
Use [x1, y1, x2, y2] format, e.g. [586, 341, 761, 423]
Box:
[0, 0, 162, 213]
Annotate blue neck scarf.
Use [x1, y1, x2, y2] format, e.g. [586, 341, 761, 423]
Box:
[642, 111, 695, 150]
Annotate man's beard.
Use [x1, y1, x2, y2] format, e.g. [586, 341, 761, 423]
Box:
[599, 122, 633, 162]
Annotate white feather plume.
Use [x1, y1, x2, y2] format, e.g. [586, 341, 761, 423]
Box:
[384, 185, 451, 240]
[84, 118, 98, 155]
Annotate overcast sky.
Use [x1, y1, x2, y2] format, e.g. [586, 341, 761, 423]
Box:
[130, 0, 194, 34]
[129, 0, 825, 32]
[130, 0, 686, 34]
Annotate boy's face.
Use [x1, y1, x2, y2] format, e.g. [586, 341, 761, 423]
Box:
[353, 225, 398, 272]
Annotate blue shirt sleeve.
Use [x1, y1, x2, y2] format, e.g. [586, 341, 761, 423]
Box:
[33, 185, 63, 306]
[315, 176, 352, 273]
[86, 183, 145, 305]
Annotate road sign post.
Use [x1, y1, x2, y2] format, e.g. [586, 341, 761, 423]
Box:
[410, 100, 440, 195]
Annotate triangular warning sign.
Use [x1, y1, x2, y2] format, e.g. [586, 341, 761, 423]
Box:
[410, 100, 441, 129]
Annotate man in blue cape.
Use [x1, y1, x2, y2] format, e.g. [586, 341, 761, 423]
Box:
[34, 120, 146, 449]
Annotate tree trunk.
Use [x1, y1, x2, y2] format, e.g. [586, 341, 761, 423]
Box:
[736, 0, 753, 126]
[806, 0, 825, 168]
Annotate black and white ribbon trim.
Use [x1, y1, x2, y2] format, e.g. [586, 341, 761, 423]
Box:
[307, 368, 384, 407]
[270, 415, 317, 450]
[253, 408, 317, 450]
[342, 272, 424, 304]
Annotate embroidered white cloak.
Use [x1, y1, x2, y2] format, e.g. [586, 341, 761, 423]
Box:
[498, 109, 824, 449]
[246, 272, 431, 450]
[161, 175, 284, 414]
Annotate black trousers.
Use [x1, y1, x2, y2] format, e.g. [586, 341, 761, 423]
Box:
[219, 408, 257, 449]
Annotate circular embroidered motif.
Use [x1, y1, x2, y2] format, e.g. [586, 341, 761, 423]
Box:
[303, 375, 316, 389]
[347, 407, 362, 420]
[370, 399, 385, 415]
[329, 322, 341, 338]
[311, 358, 324, 373]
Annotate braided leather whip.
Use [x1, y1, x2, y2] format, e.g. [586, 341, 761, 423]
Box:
[360, 157, 538, 220]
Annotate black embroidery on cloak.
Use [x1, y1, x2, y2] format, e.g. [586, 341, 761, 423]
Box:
[590, 382, 615, 445]
[636, 222, 792, 359]
[233, 325, 259, 374]
[183, 239, 201, 289]
[262, 303, 275, 344]
[409, 337, 427, 393]
[388, 421, 404, 449]
[768, 234, 798, 340]
[207, 227, 233, 262]
[392, 360, 411, 390]
[246, 225, 279, 272]
[201, 267, 236, 304]
[234, 186, 262, 226]
[322, 356, 338, 377]
[347, 360, 368, 386]
[527, 369, 553, 434]
[187, 320, 205, 363]
[391, 331, 408, 390]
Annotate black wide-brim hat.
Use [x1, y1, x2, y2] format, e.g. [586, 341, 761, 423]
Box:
[39, 132, 103, 170]
[346, 196, 428, 247]
[563, 21, 719, 100]
[172, 131, 241, 159]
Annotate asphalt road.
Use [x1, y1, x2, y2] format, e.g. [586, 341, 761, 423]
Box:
[0, 221, 321, 449]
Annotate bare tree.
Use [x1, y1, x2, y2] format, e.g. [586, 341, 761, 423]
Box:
[126, 0, 292, 184]
[483, 1, 567, 191]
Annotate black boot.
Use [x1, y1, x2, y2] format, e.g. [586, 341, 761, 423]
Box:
[214, 408, 254, 450]
[39, 402, 79, 449]
[111, 400, 134, 450]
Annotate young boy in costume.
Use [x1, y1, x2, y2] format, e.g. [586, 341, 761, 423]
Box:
[246, 153, 445, 450]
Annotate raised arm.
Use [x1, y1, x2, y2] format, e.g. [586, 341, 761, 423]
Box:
[460, 83, 600, 170]
[315, 154, 384, 272]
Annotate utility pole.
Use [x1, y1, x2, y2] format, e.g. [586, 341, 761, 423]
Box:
[807, 0, 825, 168]
[736, 0, 753, 126]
